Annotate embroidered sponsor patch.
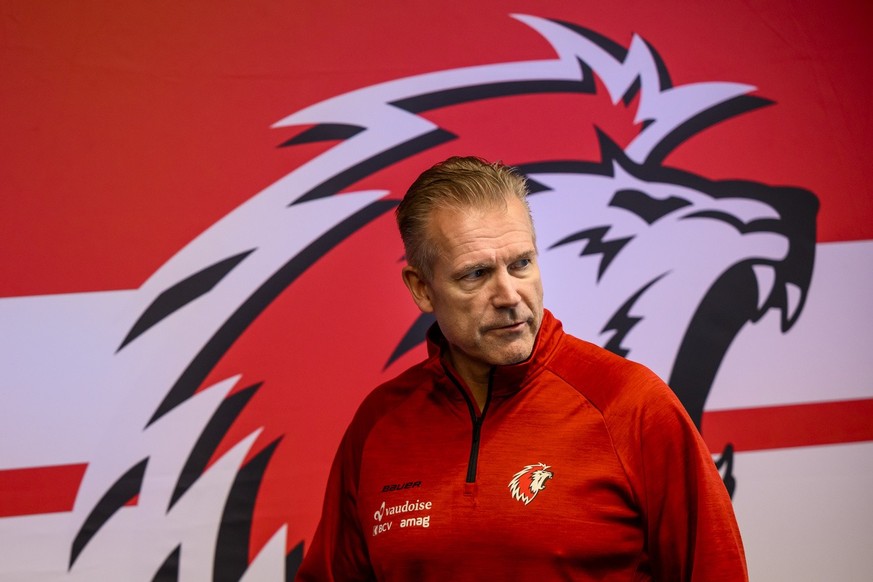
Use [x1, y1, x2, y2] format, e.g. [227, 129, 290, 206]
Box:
[371, 499, 433, 536]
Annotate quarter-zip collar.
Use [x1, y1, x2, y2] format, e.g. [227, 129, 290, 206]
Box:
[424, 309, 564, 401]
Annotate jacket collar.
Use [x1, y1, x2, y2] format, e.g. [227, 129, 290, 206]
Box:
[425, 309, 563, 397]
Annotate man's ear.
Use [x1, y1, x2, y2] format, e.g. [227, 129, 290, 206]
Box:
[401, 265, 434, 314]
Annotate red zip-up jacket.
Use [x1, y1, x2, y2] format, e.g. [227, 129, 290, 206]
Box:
[297, 310, 747, 581]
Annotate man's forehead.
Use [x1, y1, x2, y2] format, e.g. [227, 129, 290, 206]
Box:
[431, 198, 532, 231]
[428, 201, 536, 262]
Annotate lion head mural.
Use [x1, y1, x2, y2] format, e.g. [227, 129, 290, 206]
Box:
[55, 14, 816, 580]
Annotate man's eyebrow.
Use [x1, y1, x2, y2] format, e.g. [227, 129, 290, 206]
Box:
[510, 249, 537, 263]
[453, 250, 536, 277]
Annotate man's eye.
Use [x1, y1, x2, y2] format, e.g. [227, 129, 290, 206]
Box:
[463, 269, 486, 280]
[511, 259, 531, 270]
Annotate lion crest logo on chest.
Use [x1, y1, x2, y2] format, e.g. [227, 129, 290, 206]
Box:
[508, 462, 554, 505]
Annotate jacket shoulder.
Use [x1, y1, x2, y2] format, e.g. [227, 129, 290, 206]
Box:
[346, 358, 436, 438]
[547, 333, 670, 413]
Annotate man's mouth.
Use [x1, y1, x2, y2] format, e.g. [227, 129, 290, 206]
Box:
[487, 320, 527, 333]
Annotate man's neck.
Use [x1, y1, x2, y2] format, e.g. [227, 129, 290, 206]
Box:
[448, 354, 490, 412]
[465, 376, 489, 412]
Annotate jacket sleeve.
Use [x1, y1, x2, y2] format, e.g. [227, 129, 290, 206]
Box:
[295, 424, 375, 582]
[635, 378, 748, 581]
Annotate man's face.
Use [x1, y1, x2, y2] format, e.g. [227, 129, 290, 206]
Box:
[404, 196, 544, 383]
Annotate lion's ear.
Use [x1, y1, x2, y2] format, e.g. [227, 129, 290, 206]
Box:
[401, 266, 434, 314]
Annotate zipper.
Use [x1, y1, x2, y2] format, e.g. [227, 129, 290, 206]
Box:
[444, 364, 494, 484]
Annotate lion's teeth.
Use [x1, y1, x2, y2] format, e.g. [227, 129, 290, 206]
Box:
[751, 264, 776, 312]
[785, 282, 803, 325]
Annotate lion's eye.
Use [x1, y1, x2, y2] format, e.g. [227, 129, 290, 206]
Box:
[682, 210, 756, 233]
[609, 189, 691, 224]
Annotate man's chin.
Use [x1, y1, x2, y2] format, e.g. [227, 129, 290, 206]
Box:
[489, 343, 535, 367]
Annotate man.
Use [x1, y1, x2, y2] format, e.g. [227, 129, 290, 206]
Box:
[296, 156, 747, 580]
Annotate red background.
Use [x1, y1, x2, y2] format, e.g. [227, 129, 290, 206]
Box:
[2, 1, 872, 297]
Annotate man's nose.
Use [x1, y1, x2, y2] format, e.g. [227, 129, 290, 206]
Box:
[491, 270, 521, 307]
